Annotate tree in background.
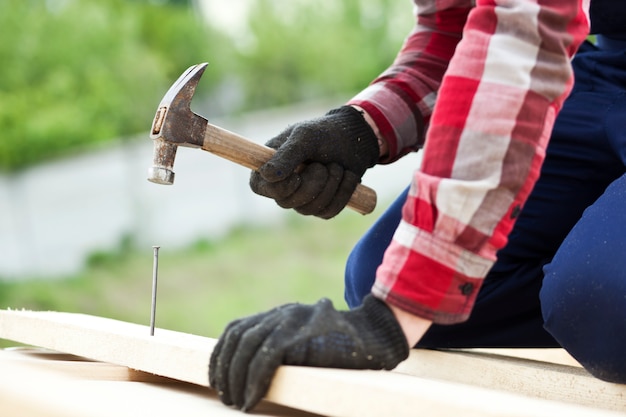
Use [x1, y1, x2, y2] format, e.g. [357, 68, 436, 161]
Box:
[232, 0, 411, 109]
[0, 0, 230, 172]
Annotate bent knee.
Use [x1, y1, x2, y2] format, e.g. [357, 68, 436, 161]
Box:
[541, 262, 626, 383]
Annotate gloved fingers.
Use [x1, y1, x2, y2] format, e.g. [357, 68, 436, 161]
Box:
[239, 302, 317, 411]
[295, 163, 343, 217]
[250, 170, 301, 200]
[228, 313, 285, 410]
[209, 317, 243, 392]
[242, 329, 305, 412]
[242, 343, 285, 412]
[210, 320, 251, 406]
[314, 170, 360, 219]
[258, 128, 316, 183]
[210, 309, 279, 406]
[276, 162, 329, 209]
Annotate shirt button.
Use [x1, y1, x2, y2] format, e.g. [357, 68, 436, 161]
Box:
[510, 204, 522, 219]
[459, 283, 474, 296]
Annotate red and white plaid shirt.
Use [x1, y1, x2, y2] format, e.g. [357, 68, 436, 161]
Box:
[348, 0, 590, 324]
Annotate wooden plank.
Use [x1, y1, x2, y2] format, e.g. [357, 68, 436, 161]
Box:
[1, 310, 624, 417]
[0, 347, 172, 383]
[395, 349, 626, 412]
[0, 309, 214, 386]
[0, 349, 316, 417]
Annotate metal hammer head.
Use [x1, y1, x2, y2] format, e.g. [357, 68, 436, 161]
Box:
[148, 63, 210, 185]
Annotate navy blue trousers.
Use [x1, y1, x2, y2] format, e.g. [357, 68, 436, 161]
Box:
[344, 41, 626, 383]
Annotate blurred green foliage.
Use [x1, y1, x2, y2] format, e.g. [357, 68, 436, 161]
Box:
[0, 0, 230, 172]
[0, 0, 411, 172]
[235, 0, 410, 108]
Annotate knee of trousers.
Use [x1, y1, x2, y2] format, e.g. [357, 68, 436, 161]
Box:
[540, 260, 626, 383]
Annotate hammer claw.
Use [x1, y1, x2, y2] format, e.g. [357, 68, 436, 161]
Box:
[159, 63, 208, 110]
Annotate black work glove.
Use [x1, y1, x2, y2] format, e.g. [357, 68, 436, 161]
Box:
[208, 295, 409, 411]
[250, 106, 380, 219]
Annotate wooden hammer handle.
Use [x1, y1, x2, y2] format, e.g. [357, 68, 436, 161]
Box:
[202, 123, 377, 215]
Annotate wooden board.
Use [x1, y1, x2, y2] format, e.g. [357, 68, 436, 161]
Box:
[0, 309, 214, 386]
[0, 348, 318, 417]
[1, 310, 624, 417]
[395, 349, 626, 412]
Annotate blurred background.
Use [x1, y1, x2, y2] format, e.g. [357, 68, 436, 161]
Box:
[0, 0, 422, 340]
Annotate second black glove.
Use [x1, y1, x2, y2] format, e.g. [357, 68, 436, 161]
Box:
[209, 295, 410, 411]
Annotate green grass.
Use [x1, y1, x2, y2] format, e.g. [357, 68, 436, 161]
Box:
[0, 210, 379, 347]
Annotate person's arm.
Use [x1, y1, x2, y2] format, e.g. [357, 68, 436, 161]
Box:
[372, 0, 590, 325]
[209, 1, 591, 412]
[246, 4, 472, 219]
[349, 0, 472, 163]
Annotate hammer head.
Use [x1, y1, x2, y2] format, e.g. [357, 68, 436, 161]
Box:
[148, 63, 210, 185]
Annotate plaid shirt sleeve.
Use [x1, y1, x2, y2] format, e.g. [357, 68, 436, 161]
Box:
[349, 0, 590, 324]
[349, 1, 472, 162]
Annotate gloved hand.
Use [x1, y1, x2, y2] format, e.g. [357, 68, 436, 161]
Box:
[250, 106, 380, 219]
[208, 295, 409, 411]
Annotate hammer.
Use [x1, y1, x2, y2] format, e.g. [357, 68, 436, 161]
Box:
[148, 63, 377, 215]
